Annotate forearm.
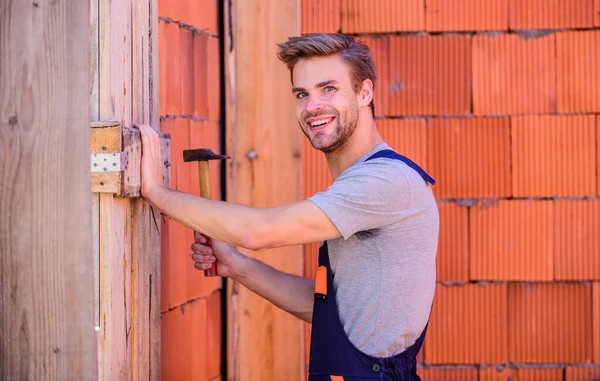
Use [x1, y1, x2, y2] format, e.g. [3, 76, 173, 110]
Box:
[147, 186, 260, 248]
[234, 255, 315, 323]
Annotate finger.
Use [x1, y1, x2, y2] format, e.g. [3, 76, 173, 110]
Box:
[191, 253, 216, 263]
[191, 242, 213, 254]
[194, 231, 207, 244]
[194, 262, 214, 271]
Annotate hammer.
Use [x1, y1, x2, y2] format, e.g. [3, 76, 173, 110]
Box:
[183, 148, 230, 277]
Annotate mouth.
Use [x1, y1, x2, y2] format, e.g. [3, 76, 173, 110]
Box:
[306, 116, 336, 132]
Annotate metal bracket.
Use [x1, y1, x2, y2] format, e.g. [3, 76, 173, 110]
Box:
[91, 152, 128, 173]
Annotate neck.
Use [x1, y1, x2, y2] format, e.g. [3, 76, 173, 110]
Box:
[325, 113, 383, 180]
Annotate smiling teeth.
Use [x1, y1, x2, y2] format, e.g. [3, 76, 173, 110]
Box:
[310, 118, 331, 127]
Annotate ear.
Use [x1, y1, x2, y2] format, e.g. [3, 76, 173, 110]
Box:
[357, 79, 374, 108]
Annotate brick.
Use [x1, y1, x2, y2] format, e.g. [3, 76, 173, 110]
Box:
[473, 34, 556, 115]
[165, 22, 182, 116]
[158, 0, 177, 19]
[470, 200, 553, 281]
[595, 283, 600, 362]
[480, 367, 563, 381]
[596, 0, 600, 27]
[509, 0, 593, 29]
[512, 115, 596, 197]
[302, 138, 331, 199]
[193, 33, 209, 119]
[425, 284, 508, 363]
[365, 35, 471, 116]
[193, 36, 220, 120]
[436, 202, 469, 282]
[180, 27, 195, 116]
[427, 117, 511, 198]
[555, 200, 600, 280]
[425, 0, 508, 32]
[508, 283, 593, 363]
[161, 300, 209, 380]
[302, 0, 341, 34]
[341, 0, 424, 33]
[566, 367, 600, 381]
[206, 291, 222, 379]
[598, 116, 600, 196]
[377, 118, 428, 169]
[159, 21, 168, 116]
[207, 36, 221, 121]
[188, 0, 218, 33]
[557, 31, 600, 113]
[160, 118, 191, 310]
[418, 367, 478, 381]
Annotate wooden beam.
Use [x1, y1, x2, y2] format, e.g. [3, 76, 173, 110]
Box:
[97, 0, 133, 379]
[92, 0, 162, 379]
[225, 0, 304, 380]
[130, 0, 162, 378]
[0, 1, 97, 380]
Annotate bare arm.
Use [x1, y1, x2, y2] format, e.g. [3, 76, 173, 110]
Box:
[146, 186, 339, 250]
[235, 254, 315, 323]
[192, 232, 315, 322]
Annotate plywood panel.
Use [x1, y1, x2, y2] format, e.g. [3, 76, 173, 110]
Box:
[225, 0, 304, 379]
[0, 1, 97, 379]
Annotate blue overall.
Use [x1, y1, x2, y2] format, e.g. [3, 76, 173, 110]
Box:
[308, 150, 435, 381]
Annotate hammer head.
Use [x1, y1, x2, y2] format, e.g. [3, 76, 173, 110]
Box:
[183, 148, 230, 162]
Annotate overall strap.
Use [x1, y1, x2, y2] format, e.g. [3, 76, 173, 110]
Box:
[366, 149, 435, 185]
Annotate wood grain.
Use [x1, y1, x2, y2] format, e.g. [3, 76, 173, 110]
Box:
[225, 0, 304, 380]
[131, 0, 162, 378]
[0, 1, 97, 380]
[97, 0, 134, 379]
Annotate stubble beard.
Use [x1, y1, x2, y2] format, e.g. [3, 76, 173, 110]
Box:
[301, 101, 360, 154]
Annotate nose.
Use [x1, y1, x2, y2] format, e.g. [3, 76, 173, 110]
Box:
[305, 94, 324, 114]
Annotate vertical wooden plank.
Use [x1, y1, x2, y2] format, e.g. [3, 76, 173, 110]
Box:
[0, 1, 97, 380]
[98, 0, 133, 379]
[131, 0, 161, 379]
[90, 0, 102, 364]
[225, 0, 303, 380]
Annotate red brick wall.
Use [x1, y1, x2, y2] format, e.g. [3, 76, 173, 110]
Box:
[158, 1, 223, 380]
[302, 1, 600, 379]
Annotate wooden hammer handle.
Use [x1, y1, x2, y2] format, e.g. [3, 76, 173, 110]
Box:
[198, 161, 217, 277]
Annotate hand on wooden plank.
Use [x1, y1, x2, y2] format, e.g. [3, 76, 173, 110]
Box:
[191, 231, 246, 278]
[136, 124, 167, 200]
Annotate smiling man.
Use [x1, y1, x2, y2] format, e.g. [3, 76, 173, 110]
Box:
[138, 33, 439, 381]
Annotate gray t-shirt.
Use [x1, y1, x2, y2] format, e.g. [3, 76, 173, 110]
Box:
[308, 143, 439, 358]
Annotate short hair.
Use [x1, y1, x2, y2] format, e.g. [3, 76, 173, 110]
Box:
[277, 33, 377, 117]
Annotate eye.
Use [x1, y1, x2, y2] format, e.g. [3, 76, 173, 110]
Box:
[324, 86, 336, 92]
[295, 92, 308, 99]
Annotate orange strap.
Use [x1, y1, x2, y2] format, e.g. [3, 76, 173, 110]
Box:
[330, 376, 344, 381]
[315, 266, 327, 296]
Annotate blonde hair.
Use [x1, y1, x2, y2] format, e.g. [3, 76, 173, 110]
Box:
[277, 33, 377, 117]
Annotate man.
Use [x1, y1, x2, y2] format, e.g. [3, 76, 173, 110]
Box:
[138, 33, 439, 380]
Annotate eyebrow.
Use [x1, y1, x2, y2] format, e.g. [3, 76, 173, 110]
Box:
[292, 80, 340, 94]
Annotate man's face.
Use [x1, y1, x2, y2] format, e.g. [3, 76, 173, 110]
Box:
[292, 55, 360, 154]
